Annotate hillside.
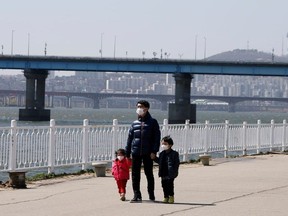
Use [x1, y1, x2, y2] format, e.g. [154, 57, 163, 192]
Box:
[207, 49, 288, 63]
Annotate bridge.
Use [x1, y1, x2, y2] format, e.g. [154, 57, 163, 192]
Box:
[1, 55, 288, 75]
[1, 55, 288, 122]
[1, 89, 288, 112]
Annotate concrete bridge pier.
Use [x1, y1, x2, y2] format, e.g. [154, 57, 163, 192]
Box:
[160, 100, 168, 111]
[47, 95, 54, 108]
[67, 96, 72, 108]
[168, 73, 196, 124]
[228, 102, 236, 112]
[93, 97, 100, 109]
[19, 69, 50, 121]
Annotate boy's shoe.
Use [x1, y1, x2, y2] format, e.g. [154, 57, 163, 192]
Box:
[168, 196, 174, 204]
[163, 197, 169, 203]
[120, 193, 126, 201]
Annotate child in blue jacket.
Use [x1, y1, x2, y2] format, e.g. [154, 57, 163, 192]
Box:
[154, 135, 180, 204]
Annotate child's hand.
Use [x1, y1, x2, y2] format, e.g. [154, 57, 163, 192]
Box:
[150, 153, 156, 160]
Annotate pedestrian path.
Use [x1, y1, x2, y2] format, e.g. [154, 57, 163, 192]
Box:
[1, 154, 288, 216]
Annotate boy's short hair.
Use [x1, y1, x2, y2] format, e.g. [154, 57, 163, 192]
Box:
[137, 100, 150, 109]
[161, 135, 174, 145]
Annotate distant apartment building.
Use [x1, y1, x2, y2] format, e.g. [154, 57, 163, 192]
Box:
[105, 74, 147, 93]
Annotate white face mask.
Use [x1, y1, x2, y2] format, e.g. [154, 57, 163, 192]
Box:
[117, 156, 124, 161]
[136, 108, 145, 116]
[161, 144, 169, 150]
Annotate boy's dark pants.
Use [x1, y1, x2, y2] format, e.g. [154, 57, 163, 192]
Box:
[161, 178, 175, 198]
[132, 155, 154, 198]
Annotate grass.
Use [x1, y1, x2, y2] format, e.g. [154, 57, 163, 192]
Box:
[26, 169, 94, 182]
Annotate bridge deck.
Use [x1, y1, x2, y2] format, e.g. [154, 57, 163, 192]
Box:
[1, 90, 288, 104]
[1, 55, 288, 76]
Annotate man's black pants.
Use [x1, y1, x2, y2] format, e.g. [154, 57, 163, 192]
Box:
[131, 154, 154, 198]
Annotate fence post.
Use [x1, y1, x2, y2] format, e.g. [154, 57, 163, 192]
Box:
[183, 119, 190, 162]
[224, 120, 229, 158]
[242, 121, 247, 156]
[199, 120, 211, 166]
[282, 119, 286, 152]
[270, 119, 274, 152]
[257, 120, 261, 154]
[48, 119, 56, 174]
[204, 120, 210, 154]
[82, 119, 89, 170]
[112, 119, 119, 160]
[8, 120, 17, 171]
[162, 119, 169, 137]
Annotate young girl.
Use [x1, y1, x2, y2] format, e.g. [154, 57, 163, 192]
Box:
[112, 148, 132, 201]
[154, 136, 180, 204]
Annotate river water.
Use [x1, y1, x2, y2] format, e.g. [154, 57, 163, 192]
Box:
[1, 107, 288, 127]
[1, 107, 288, 182]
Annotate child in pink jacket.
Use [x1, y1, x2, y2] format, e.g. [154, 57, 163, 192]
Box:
[112, 148, 132, 201]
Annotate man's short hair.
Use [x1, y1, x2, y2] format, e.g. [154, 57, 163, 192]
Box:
[137, 100, 150, 109]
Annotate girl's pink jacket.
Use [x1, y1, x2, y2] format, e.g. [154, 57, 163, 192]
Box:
[112, 158, 132, 181]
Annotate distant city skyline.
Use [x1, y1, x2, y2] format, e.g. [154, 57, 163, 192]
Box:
[1, 0, 288, 75]
[1, 69, 288, 99]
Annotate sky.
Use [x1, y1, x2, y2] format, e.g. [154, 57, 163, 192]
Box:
[1, 0, 288, 75]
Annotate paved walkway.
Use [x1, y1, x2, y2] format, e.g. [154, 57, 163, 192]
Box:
[1, 154, 288, 216]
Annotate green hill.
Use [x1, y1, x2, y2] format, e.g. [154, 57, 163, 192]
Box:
[207, 49, 288, 62]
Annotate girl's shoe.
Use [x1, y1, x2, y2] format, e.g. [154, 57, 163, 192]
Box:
[163, 197, 169, 203]
[168, 196, 174, 204]
[120, 193, 126, 201]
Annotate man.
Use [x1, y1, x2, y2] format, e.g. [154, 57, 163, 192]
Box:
[125, 100, 161, 202]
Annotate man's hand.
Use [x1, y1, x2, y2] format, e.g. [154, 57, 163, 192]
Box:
[150, 153, 156, 160]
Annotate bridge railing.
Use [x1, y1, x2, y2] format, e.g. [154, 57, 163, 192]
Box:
[0, 119, 287, 175]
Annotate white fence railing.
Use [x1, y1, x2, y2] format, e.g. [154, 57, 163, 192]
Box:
[0, 119, 287, 174]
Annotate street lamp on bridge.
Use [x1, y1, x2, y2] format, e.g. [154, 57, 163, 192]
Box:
[11, 30, 15, 55]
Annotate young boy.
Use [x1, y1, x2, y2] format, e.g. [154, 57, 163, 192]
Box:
[154, 136, 180, 204]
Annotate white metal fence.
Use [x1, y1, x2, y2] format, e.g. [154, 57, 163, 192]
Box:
[0, 119, 287, 174]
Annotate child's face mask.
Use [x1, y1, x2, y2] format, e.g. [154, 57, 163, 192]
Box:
[161, 144, 170, 150]
[117, 155, 124, 161]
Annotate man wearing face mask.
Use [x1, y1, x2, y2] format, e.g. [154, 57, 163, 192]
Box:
[125, 100, 161, 202]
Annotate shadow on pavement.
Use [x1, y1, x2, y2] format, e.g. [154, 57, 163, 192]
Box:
[130, 200, 215, 206]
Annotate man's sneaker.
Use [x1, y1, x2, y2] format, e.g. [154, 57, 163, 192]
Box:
[163, 197, 169, 203]
[130, 196, 142, 202]
[168, 196, 174, 204]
